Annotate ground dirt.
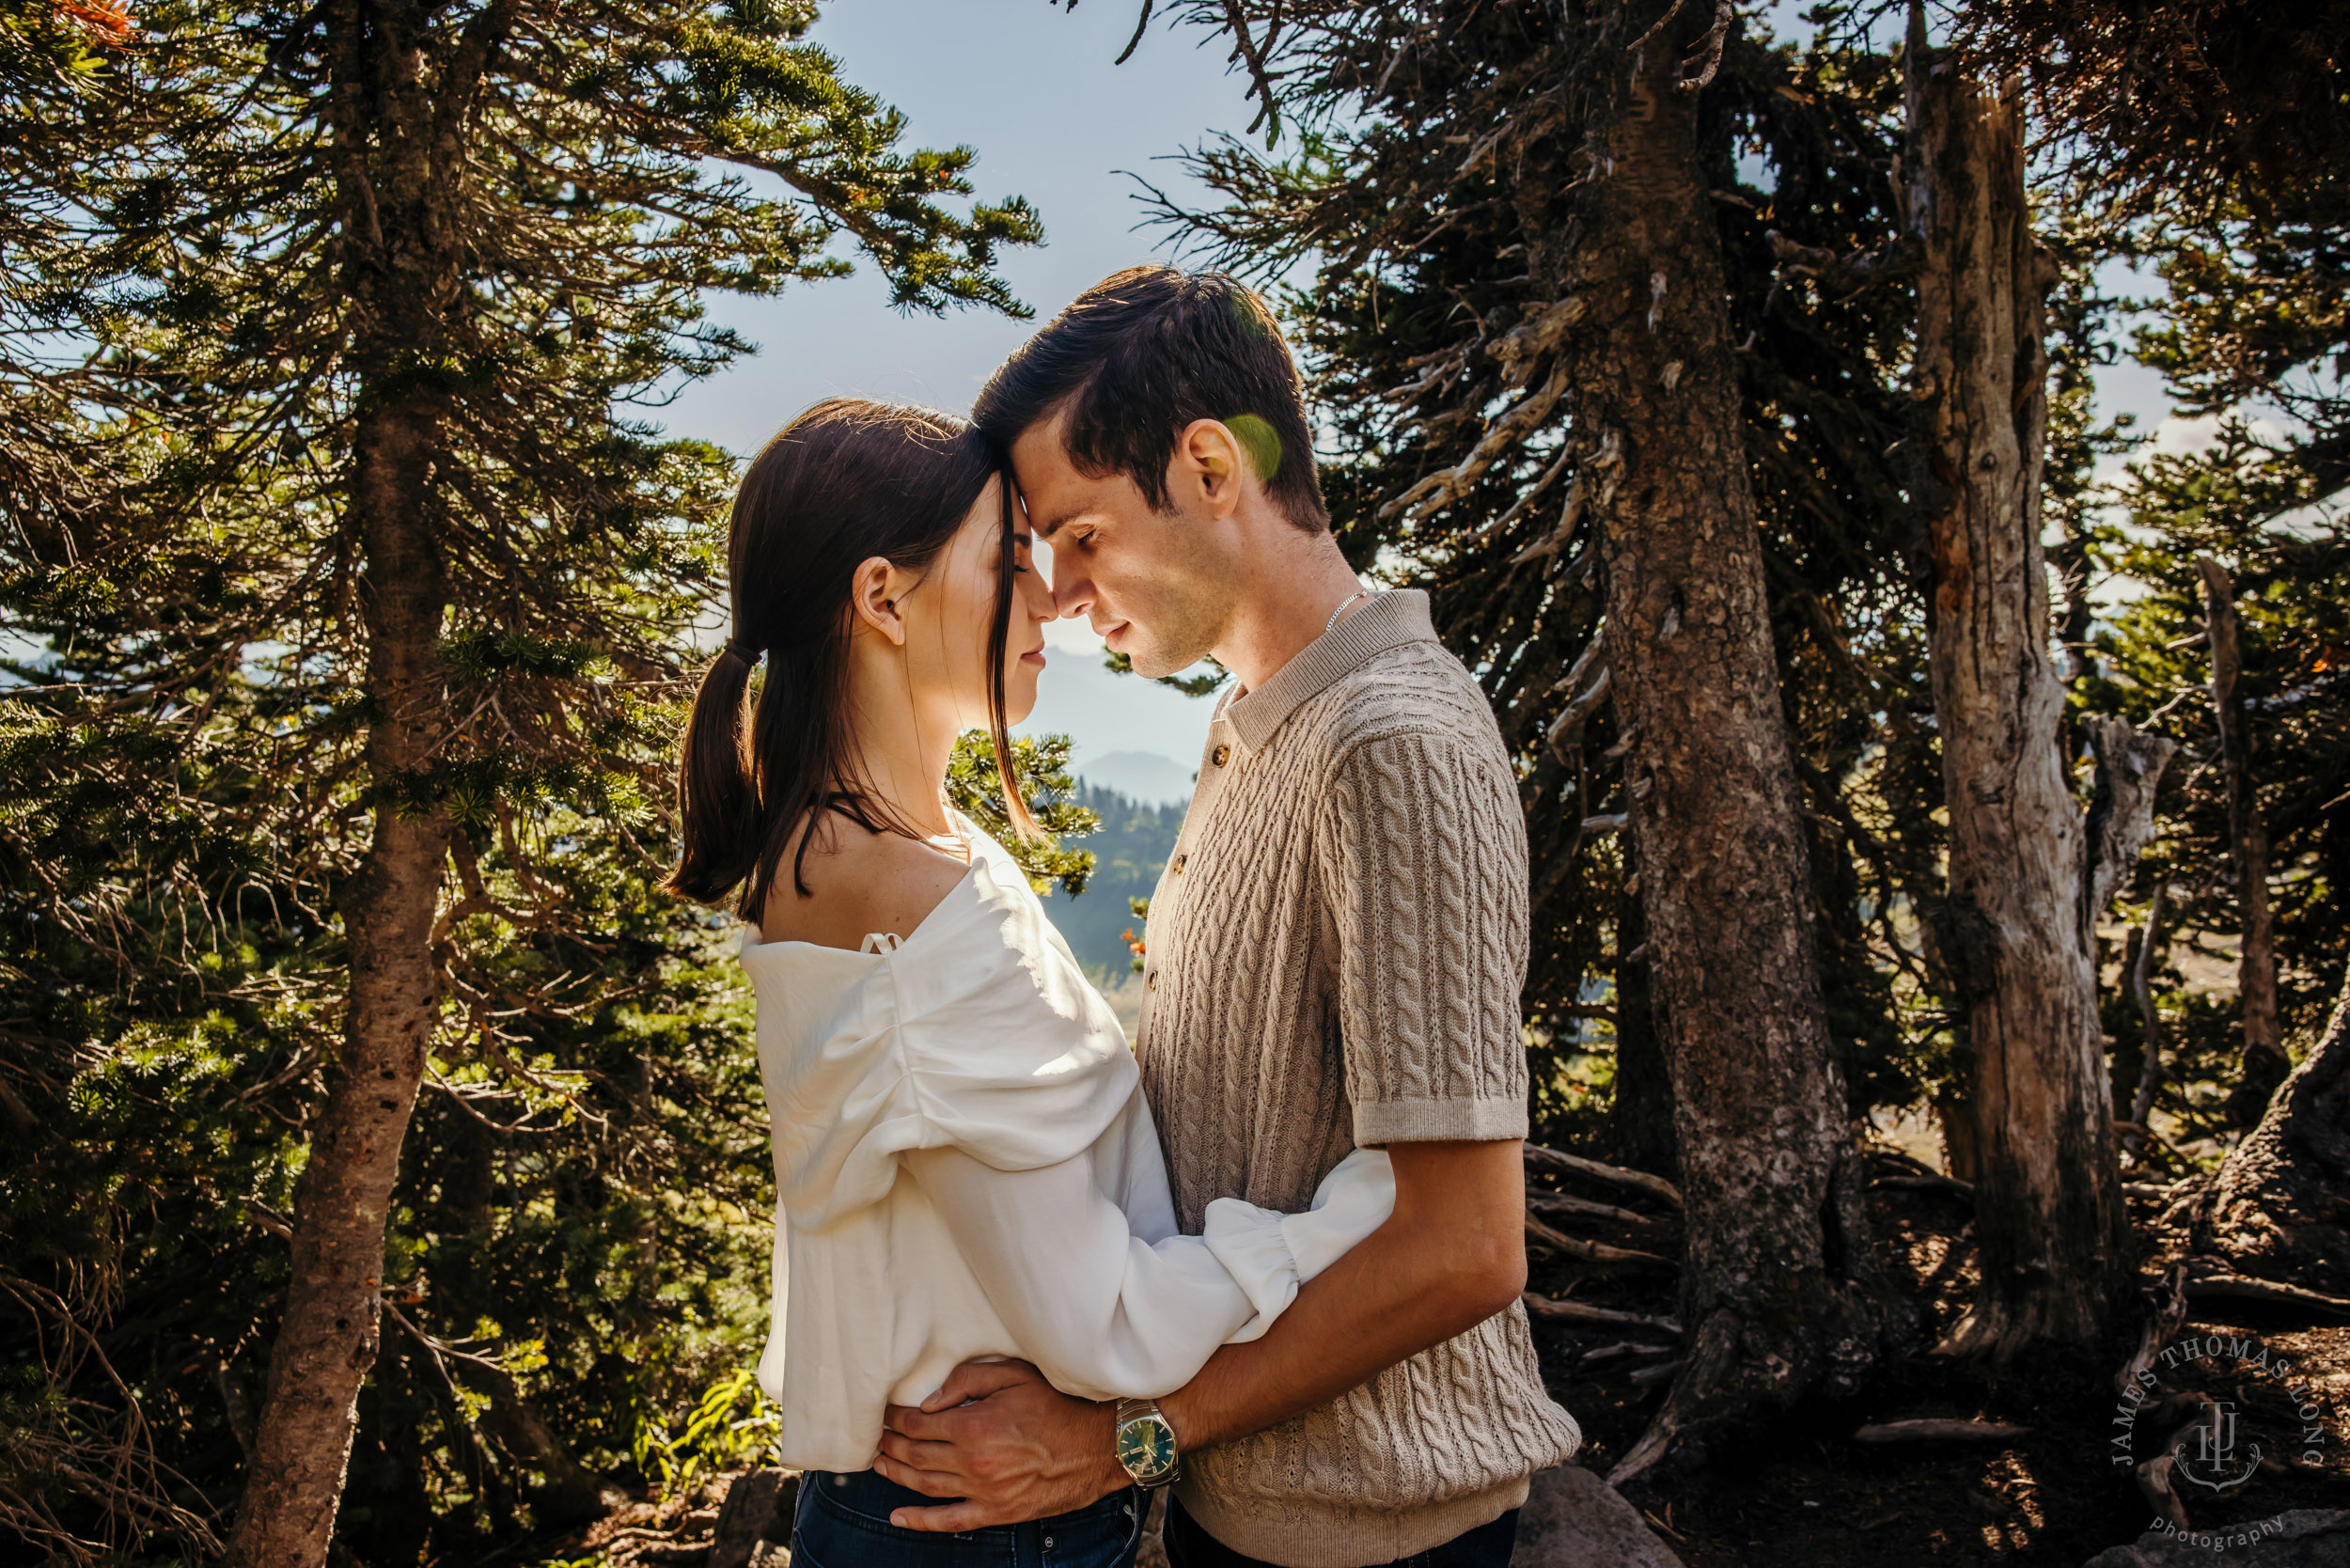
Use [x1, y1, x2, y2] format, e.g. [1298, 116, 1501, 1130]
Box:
[546, 1171, 2348, 1568]
[1537, 1176, 2350, 1566]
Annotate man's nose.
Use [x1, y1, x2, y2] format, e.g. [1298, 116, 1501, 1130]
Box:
[1050, 557, 1092, 620]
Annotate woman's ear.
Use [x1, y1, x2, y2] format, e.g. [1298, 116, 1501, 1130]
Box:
[848, 556, 910, 647]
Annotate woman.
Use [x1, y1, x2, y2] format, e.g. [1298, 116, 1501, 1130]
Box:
[665, 399, 1392, 1568]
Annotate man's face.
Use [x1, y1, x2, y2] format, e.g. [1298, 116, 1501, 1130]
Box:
[1010, 411, 1241, 681]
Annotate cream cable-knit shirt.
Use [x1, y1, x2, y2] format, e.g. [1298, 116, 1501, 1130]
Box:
[1136, 588, 1583, 1567]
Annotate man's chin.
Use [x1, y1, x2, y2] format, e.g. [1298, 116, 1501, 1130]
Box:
[1127, 646, 1210, 682]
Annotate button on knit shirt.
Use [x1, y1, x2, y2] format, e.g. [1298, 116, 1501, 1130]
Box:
[1135, 588, 1583, 1567]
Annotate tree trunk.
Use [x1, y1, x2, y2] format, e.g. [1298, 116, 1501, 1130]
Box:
[2192, 974, 2350, 1296]
[1611, 842, 1677, 1180]
[227, 8, 469, 1562]
[2196, 557, 2294, 1125]
[1566, 1, 1890, 1486]
[226, 396, 451, 1568]
[1904, 8, 2135, 1362]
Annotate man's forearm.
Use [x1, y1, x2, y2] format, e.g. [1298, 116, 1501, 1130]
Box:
[1161, 1137, 1527, 1452]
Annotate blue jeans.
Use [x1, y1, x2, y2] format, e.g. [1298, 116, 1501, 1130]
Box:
[1164, 1496, 1519, 1568]
[791, 1467, 1147, 1568]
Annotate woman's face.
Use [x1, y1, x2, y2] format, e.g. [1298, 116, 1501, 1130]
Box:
[901, 475, 1055, 731]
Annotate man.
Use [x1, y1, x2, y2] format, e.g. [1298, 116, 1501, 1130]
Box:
[872, 266, 1582, 1567]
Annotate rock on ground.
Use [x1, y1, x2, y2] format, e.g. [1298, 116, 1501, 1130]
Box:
[2078, 1509, 2350, 1566]
[1511, 1465, 1685, 1568]
[710, 1468, 799, 1568]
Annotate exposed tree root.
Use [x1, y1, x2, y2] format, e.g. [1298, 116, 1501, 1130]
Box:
[1525, 1214, 1675, 1268]
[2190, 976, 2350, 1297]
[1525, 1142, 1684, 1209]
[1522, 1291, 1682, 1338]
[1603, 1277, 1885, 1490]
[1851, 1418, 2032, 1443]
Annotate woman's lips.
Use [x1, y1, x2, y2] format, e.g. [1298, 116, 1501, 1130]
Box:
[1020, 645, 1046, 666]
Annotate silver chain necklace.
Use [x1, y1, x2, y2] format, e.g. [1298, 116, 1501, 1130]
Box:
[1324, 588, 1370, 636]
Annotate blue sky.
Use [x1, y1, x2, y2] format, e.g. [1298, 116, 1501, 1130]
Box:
[664, 0, 1261, 784]
[660, 1, 2190, 794]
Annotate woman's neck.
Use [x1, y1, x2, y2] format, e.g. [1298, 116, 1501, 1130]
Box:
[841, 672, 960, 845]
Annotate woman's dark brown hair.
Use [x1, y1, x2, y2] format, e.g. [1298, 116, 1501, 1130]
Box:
[664, 397, 1037, 920]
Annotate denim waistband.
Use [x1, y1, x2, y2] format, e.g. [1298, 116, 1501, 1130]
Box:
[803, 1466, 969, 1518]
[801, 1468, 1137, 1529]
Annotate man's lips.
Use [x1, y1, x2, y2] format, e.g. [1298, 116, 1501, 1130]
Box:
[1099, 619, 1129, 649]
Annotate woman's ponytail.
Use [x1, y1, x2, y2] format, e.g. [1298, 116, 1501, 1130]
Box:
[663, 641, 760, 907]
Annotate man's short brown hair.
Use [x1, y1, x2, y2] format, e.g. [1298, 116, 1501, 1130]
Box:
[972, 265, 1329, 532]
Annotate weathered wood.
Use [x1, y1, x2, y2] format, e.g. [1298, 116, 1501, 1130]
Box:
[1869, 1172, 1975, 1196]
[1525, 1142, 1683, 1211]
[2197, 556, 2295, 1125]
[1560, 0, 1892, 1484]
[1627, 1359, 1683, 1388]
[2081, 716, 2178, 923]
[1531, 1191, 1674, 1231]
[1526, 1213, 1676, 1268]
[2115, 1257, 2193, 1399]
[1851, 1419, 2032, 1445]
[2124, 882, 2170, 1158]
[1522, 1292, 1684, 1338]
[2185, 1273, 2350, 1318]
[1904, 3, 2134, 1364]
[2190, 974, 2350, 1298]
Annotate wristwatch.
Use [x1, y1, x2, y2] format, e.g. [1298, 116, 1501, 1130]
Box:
[1112, 1397, 1182, 1488]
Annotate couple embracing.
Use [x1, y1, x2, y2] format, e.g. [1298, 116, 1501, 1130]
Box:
[665, 266, 1582, 1568]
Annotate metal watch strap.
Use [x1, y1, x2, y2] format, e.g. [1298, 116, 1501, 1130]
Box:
[1113, 1396, 1181, 1488]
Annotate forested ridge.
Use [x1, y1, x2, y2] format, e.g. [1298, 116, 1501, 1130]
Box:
[4, 2, 2347, 1566]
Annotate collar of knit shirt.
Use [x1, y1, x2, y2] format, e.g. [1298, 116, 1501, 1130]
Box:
[1215, 587, 1434, 758]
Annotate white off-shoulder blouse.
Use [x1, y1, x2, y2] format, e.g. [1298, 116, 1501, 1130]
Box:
[740, 809, 1394, 1473]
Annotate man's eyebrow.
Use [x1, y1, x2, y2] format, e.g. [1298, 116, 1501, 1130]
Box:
[1032, 512, 1075, 540]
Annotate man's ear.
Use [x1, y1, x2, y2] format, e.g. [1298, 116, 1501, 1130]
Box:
[848, 556, 910, 646]
[1175, 418, 1246, 519]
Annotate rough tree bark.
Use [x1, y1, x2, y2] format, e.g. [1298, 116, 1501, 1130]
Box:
[1610, 845, 1677, 1180]
[2192, 975, 2350, 1296]
[2082, 714, 2178, 1155]
[2197, 556, 2295, 1126]
[1904, 10, 2137, 1362]
[1561, 0, 1892, 1485]
[224, 6, 485, 1563]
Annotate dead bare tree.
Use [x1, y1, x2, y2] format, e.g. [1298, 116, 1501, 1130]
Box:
[1903, 3, 2139, 1362]
[2197, 556, 2295, 1125]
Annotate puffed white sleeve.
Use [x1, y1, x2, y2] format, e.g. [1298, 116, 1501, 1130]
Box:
[900, 1144, 1395, 1403]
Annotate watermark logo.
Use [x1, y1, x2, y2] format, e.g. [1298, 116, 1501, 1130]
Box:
[2109, 1331, 2335, 1550]
[2172, 1399, 2261, 1492]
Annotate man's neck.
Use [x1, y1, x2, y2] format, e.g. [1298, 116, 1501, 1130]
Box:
[1213, 534, 1368, 696]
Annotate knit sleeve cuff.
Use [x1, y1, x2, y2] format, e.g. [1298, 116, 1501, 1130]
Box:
[1352, 1094, 1528, 1147]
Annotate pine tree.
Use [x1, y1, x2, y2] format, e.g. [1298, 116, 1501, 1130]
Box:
[1141, 0, 1930, 1482]
[4, 3, 1048, 1562]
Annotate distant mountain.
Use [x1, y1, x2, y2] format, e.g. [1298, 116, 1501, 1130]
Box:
[1042, 783, 1186, 983]
[1074, 749, 1196, 808]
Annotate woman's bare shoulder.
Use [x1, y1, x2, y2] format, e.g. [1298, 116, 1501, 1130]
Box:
[756, 814, 972, 952]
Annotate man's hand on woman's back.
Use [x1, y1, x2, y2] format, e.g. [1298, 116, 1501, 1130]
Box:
[873, 1137, 1528, 1529]
[874, 1359, 1127, 1531]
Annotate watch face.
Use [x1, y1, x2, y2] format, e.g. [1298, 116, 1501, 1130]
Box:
[1116, 1415, 1177, 1482]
